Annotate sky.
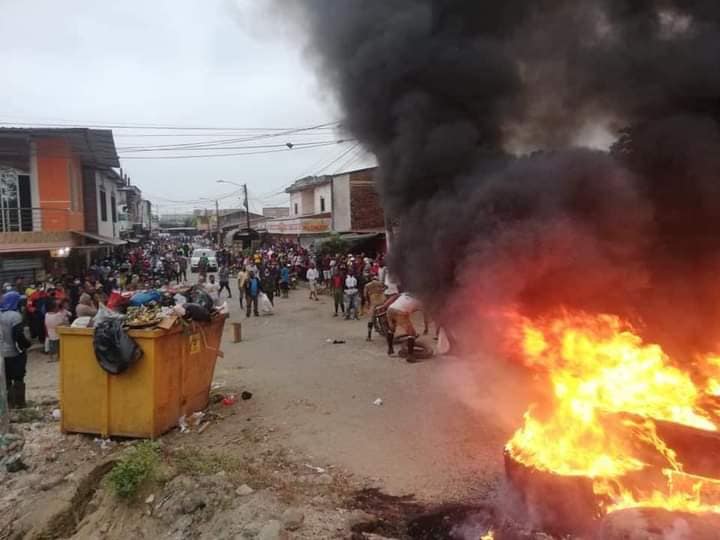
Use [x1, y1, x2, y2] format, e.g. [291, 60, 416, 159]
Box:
[0, 0, 373, 215]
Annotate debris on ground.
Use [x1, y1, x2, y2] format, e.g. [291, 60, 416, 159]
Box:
[373, 398, 384, 406]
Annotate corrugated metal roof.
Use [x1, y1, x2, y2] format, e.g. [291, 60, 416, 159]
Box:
[285, 175, 332, 193]
[0, 127, 120, 167]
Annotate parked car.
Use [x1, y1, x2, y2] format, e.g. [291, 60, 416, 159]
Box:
[190, 248, 218, 273]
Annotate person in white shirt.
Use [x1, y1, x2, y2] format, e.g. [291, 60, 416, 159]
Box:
[344, 269, 359, 320]
[386, 292, 423, 362]
[306, 263, 319, 301]
[204, 274, 221, 305]
[45, 299, 70, 363]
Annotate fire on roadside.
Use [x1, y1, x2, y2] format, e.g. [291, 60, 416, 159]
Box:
[504, 309, 720, 515]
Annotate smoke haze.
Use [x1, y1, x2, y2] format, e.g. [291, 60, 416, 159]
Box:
[287, 1, 720, 357]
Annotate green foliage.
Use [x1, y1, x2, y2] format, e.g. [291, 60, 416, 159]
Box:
[107, 441, 161, 499]
[172, 447, 242, 476]
[318, 234, 348, 256]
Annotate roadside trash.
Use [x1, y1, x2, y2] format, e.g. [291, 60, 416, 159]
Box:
[145, 494, 155, 505]
[178, 415, 189, 433]
[304, 464, 327, 474]
[259, 293, 273, 315]
[93, 437, 115, 450]
[51, 408, 61, 420]
[217, 301, 229, 315]
[198, 422, 210, 434]
[188, 411, 205, 427]
[93, 319, 143, 374]
[183, 303, 211, 322]
[325, 339, 346, 344]
[129, 290, 162, 307]
[189, 288, 214, 312]
[223, 395, 237, 406]
[373, 398, 383, 406]
[241, 391, 253, 401]
[211, 381, 225, 390]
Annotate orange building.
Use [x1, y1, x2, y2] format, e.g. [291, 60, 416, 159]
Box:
[0, 128, 122, 282]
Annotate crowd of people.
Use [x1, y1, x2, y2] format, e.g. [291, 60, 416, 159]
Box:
[0, 236, 434, 410]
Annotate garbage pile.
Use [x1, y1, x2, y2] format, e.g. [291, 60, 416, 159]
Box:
[73, 285, 229, 332]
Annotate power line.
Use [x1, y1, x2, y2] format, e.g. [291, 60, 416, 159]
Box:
[0, 119, 340, 132]
[119, 141, 342, 160]
[118, 139, 353, 153]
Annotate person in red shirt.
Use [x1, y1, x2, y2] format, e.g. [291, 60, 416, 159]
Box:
[331, 266, 345, 317]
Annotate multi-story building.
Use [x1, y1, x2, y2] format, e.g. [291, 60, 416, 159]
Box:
[0, 127, 124, 282]
[266, 166, 385, 247]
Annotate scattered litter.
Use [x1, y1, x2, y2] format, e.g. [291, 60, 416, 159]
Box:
[373, 398, 383, 406]
[51, 408, 61, 420]
[188, 411, 205, 427]
[211, 381, 226, 390]
[304, 464, 327, 474]
[241, 391, 253, 401]
[145, 494, 155, 505]
[198, 422, 210, 434]
[326, 339, 346, 344]
[178, 415, 189, 433]
[93, 437, 116, 450]
[222, 395, 237, 406]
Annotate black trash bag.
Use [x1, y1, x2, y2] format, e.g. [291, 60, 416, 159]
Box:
[188, 288, 214, 312]
[183, 303, 211, 322]
[93, 319, 143, 375]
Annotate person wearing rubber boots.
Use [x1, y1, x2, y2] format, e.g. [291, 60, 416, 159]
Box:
[0, 291, 31, 408]
[386, 292, 424, 363]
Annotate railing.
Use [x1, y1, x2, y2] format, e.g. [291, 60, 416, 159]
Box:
[0, 207, 70, 233]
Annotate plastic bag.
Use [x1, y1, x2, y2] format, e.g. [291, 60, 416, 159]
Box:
[188, 288, 214, 312]
[183, 303, 211, 322]
[93, 304, 125, 326]
[258, 293, 273, 315]
[129, 290, 162, 307]
[93, 319, 143, 375]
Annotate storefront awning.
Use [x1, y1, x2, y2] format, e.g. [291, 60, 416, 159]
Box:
[0, 241, 70, 254]
[71, 231, 126, 246]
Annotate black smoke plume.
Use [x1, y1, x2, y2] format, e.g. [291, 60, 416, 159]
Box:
[288, 0, 720, 357]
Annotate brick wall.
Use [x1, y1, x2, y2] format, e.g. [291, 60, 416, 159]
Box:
[349, 168, 385, 230]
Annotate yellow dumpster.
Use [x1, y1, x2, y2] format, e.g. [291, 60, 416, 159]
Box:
[57, 314, 227, 438]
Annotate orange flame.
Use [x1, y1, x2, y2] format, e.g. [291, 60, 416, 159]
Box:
[505, 310, 720, 513]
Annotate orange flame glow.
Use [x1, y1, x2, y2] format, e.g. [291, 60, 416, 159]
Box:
[505, 311, 720, 514]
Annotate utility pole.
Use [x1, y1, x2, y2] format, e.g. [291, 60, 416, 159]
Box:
[215, 199, 222, 248]
[243, 183, 251, 233]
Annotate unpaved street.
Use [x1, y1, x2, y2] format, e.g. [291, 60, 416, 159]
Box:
[27, 282, 526, 502]
[5, 281, 537, 539]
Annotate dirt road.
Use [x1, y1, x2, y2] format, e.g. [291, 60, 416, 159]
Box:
[26, 282, 527, 502]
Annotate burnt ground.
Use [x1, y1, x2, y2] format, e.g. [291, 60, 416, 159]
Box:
[1, 281, 546, 539]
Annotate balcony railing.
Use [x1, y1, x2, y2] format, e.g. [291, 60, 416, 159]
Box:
[0, 207, 70, 233]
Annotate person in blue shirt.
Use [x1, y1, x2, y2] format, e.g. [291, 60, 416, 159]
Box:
[279, 265, 290, 299]
[244, 271, 263, 317]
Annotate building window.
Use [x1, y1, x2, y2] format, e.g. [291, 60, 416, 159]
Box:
[294, 203, 298, 215]
[111, 195, 117, 223]
[99, 190, 108, 222]
[320, 196, 325, 213]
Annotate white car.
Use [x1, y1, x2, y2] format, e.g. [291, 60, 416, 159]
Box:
[190, 249, 218, 273]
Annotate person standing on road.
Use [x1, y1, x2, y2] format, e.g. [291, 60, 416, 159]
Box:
[331, 266, 345, 317]
[204, 275, 221, 305]
[0, 291, 31, 409]
[44, 299, 69, 363]
[280, 264, 290, 298]
[306, 262, 319, 301]
[344, 269, 359, 320]
[178, 255, 188, 283]
[218, 264, 232, 299]
[364, 274, 386, 340]
[237, 266, 248, 309]
[244, 271, 262, 317]
[261, 268, 275, 307]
